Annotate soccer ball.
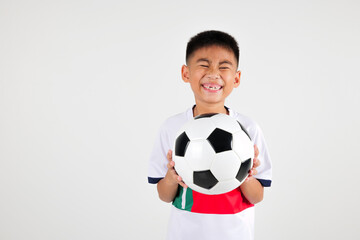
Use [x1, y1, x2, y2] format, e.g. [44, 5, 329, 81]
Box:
[172, 113, 254, 195]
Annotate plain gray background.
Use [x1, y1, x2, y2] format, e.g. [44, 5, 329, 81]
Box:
[1, 0, 360, 239]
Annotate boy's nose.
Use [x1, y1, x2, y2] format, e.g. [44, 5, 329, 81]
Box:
[206, 73, 220, 80]
[206, 67, 220, 79]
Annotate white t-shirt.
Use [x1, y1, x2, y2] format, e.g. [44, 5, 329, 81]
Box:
[148, 106, 272, 240]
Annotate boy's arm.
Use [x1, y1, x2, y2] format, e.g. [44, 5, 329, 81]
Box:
[239, 145, 264, 204]
[157, 150, 188, 203]
[240, 177, 264, 204]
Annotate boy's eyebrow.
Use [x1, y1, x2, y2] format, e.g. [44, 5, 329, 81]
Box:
[219, 60, 233, 65]
[196, 58, 210, 64]
[196, 58, 233, 66]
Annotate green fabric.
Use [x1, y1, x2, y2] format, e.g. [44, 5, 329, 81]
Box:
[172, 186, 193, 212]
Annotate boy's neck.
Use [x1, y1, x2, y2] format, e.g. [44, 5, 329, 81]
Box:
[193, 103, 229, 117]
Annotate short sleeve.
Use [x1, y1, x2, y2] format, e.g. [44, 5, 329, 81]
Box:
[251, 123, 272, 187]
[148, 124, 171, 184]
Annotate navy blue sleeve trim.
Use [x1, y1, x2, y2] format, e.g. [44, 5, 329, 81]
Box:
[148, 177, 164, 184]
[256, 179, 272, 187]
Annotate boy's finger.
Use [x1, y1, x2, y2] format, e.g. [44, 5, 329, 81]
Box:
[253, 157, 260, 168]
[177, 176, 188, 188]
[254, 145, 259, 158]
[249, 169, 257, 176]
[179, 180, 188, 188]
[167, 150, 173, 161]
[167, 160, 175, 169]
[245, 176, 252, 182]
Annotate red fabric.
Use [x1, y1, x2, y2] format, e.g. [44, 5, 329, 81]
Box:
[191, 188, 254, 214]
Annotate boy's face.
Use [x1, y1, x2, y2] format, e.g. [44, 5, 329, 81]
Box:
[182, 45, 241, 107]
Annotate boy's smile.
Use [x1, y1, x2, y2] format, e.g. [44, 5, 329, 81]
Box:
[202, 82, 223, 92]
[181, 45, 241, 114]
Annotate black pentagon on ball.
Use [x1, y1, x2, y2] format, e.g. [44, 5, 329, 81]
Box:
[207, 128, 233, 153]
[175, 132, 190, 157]
[237, 121, 251, 140]
[193, 170, 219, 189]
[236, 158, 252, 182]
[194, 113, 218, 120]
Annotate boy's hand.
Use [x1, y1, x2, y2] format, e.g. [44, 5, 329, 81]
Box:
[165, 150, 188, 188]
[246, 144, 261, 180]
[240, 144, 264, 204]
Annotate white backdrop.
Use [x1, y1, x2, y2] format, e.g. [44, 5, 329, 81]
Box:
[1, 0, 360, 239]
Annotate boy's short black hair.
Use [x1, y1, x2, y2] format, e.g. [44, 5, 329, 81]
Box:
[186, 30, 240, 67]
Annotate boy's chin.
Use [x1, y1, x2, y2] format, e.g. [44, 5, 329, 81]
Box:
[197, 97, 225, 106]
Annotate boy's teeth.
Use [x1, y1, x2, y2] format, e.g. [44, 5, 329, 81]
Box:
[203, 84, 221, 90]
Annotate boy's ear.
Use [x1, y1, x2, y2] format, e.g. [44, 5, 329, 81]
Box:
[234, 70, 241, 88]
[181, 65, 190, 83]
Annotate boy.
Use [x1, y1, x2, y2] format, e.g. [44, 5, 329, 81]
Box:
[148, 30, 272, 240]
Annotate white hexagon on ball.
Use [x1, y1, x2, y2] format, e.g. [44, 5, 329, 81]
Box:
[209, 179, 241, 195]
[232, 130, 254, 161]
[185, 118, 216, 140]
[210, 151, 241, 181]
[173, 156, 193, 186]
[210, 114, 241, 134]
[184, 140, 216, 171]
